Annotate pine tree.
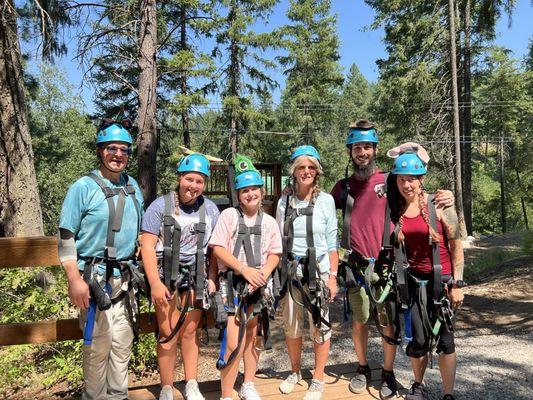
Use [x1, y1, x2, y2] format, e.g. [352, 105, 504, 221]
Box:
[277, 0, 343, 186]
[0, 0, 70, 236]
[212, 0, 279, 159]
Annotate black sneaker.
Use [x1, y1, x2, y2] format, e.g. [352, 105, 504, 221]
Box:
[349, 364, 371, 394]
[406, 382, 425, 400]
[441, 395, 455, 400]
[379, 370, 398, 399]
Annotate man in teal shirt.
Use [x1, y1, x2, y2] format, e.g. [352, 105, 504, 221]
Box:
[58, 120, 143, 400]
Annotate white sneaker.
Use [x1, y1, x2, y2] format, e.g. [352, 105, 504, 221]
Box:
[239, 381, 261, 400]
[185, 379, 205, 400]
[159, 385, 174, 400]
[303, 380, 324, 400]
[279, 371, 302, 394]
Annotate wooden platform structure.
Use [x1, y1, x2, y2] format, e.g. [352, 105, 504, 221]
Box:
[205, 162, 282, 216]
[127, 362, 391, 400]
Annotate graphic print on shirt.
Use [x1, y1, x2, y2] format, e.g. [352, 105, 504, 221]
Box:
[374, 183, 386, 198]
[155, 212, 213, 259]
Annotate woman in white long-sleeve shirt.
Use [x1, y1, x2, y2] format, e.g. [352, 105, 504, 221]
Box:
[276, 145, 339, 400]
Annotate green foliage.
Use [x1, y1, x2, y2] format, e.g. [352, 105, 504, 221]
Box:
[130, 333, 159, 374]
[212, 0, 280, 136]
[275, 0, 345, 188]
[472, 46, 532, 233]
[17, 0, 73, 61]
[464, 247, 521, 282]
[522, 231, 533, 255]
[29, 64, 98, 235]
[0, 266, 83, 395]
[0, 345, 37, 397]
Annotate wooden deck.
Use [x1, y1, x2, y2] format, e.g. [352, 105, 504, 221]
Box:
[125, 362, 401, 400]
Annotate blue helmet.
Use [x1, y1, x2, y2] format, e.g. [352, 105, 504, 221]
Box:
[235, 170, 264, 190]
[346, 128, 379, 146]
[96, 123, 133, 145]
[391, 153, 427, 175]
[290, 145, 321, 162]
[176, 153, 210, 177]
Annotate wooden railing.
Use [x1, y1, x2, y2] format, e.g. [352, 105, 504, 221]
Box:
[0, 236, 157, 346]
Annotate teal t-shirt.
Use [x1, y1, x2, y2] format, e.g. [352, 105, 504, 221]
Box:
[276, 191, 338, 273]
[59, 169, 144, 270]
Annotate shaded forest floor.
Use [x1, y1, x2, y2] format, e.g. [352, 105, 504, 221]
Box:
[6, 232, 532, 399]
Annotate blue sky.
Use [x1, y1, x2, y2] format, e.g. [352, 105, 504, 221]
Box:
[25, 0, 532, 113]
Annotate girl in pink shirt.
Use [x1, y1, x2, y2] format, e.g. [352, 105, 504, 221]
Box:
[209, 164, 282, 400]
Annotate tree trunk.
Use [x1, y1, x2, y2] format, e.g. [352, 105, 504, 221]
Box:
[447, 0, 466, 237]
[0, 1, 44, 237]
[180, 4, 190, 149]
[515, 168, 529, 230]
[228, 46, 239, 157]
[228, 0, 239, 159]
[137, 0, 158, 207]
[499, 136, 506, 233]
[461, 0, 473, 234]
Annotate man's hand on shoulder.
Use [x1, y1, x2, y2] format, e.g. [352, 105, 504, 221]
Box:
[434, 189, 455, 209]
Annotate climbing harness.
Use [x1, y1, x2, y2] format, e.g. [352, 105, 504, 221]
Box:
[393, 194, 457, 350]
[216, 208, 274, 370]
[82, 172, 142, 345]
[279, 194, 331, 331]
[157, 192, 207, 344]
[336, 171, 400, 344]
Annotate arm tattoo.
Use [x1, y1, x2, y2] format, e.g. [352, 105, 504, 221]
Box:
[448, 239, 464, 280]
[441, 206, 461, 240]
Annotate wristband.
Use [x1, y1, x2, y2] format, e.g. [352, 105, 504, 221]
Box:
[239, 265, 246, 275]
[452, 279, 466, 288]
[329, 270, 338, 278]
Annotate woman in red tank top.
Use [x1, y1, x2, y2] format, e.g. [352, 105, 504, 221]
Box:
[387, 146, 464, 400]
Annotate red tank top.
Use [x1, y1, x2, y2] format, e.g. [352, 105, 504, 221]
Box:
[401, 213, 452, 275]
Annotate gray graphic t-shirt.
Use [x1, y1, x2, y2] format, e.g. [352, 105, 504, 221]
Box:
[142, 193, 220, 266]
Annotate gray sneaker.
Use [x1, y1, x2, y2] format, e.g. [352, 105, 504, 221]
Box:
[349, 364, 371, 394]
[379, 370, 398, 399]
[303, 379, 325, 400]
[406, 382, 425, 400]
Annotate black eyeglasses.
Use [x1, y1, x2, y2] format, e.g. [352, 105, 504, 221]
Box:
[105, 146, 132, 156]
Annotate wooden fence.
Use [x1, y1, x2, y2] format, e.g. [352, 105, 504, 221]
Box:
[0, 236, 156, 346]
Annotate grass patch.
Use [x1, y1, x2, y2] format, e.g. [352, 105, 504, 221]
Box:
[465, 248, 522, 282]
[522, 231, 533, 255]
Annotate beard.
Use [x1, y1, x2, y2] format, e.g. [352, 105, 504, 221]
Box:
[352, 154, 376, 181]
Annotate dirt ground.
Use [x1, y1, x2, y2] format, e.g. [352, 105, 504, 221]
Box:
[6, 232, 532, 399]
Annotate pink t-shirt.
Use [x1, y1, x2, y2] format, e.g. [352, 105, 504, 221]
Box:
[331, 170, 389, 258]
[209, 207, 283, 273]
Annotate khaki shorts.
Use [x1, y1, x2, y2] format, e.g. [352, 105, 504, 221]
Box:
[348, 285, 392, 326]
[282, 272, 331, 344]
